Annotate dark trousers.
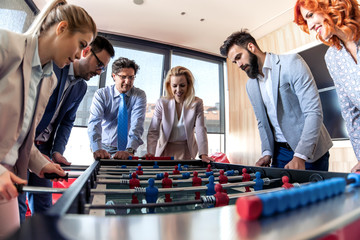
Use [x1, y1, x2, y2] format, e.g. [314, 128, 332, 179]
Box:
[271, 144, 329, 171]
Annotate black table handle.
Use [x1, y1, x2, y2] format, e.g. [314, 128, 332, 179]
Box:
[44, 172, 69, 180]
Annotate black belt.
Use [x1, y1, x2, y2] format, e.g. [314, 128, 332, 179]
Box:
[276, 142, 292, 151]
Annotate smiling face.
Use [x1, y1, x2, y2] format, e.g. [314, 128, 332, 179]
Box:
[52, 21, 94, 68]
[113, 68, 135, 94]
[300, 7, 333, 41]
[170, 75, 188, 103]
[227, 44, 260, 79]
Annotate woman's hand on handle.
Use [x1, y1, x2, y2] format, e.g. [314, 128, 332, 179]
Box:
[0, 171, 27, 201]
[200, 154, 213, 163]
[39, 162, 66, 182]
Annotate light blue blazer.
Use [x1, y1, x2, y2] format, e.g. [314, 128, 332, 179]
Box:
[246, 53, 332, 163]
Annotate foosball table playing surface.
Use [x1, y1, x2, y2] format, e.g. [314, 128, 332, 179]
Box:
[8, 159, 360, 240]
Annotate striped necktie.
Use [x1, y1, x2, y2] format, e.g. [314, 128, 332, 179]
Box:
[117, 93, 128, 151]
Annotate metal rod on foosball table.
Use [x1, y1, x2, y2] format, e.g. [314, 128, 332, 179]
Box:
[85, 197, 212, 211]
[98, 168, 220, 174]
[99, 165, 211, 171]
[96, 174, 252, 185]
[128, 156, 174, 160]
[16, 184, 67, 194]
[90, 178, 280, 195]
[96, 171, 235, 180]
[99, 159, 204, 167]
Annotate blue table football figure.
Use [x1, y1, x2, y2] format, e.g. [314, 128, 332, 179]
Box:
[146, 178, 159, 213]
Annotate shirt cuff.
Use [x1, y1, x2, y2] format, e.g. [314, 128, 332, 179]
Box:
[262, 150, 272, 158]
[294, 153, 308, 162]
[90, 141, 102, 152]
[0, 165, 8, 176]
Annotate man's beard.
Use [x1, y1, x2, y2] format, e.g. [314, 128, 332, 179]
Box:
[244, 50, 260, 79]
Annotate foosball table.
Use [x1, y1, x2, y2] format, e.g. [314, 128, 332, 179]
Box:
[8, 159, 360, 240]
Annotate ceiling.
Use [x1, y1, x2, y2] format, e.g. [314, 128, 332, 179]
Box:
[33, 0, 297, 56]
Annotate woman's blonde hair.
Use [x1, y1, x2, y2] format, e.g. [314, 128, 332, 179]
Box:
[164, 66, 195, 108]
[294, 0, 360, 49]
[26, 0, 97, 39]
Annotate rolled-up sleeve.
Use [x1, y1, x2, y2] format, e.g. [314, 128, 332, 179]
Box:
[128, 89, 147, 150]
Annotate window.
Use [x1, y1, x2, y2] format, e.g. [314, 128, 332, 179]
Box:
[0, 0, 35, 33]
[74, 76, 101, 126]
[171, 53, 225, 153]
[63, 34, 226, 164]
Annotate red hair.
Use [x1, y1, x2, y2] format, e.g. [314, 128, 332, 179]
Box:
[294, 0, 360, 49]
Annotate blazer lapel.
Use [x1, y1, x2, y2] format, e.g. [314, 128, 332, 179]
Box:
[248, 79, 267, 116]
[183, 103, 189, 138]
[20, 35, 36, 126]
[164, 99, 176, 141]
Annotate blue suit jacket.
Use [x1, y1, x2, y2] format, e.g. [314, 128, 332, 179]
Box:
[246, 53, 333, 162]
[35, 64, 87, 156]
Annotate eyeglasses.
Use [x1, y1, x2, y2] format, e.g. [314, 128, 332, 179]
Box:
[90, 49, 105, 72]
[116, 74, 136, 81]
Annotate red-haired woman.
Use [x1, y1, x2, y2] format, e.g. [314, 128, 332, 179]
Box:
[294, 0, 360, 173]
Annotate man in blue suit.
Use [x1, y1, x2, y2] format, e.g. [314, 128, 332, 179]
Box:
[220, 30, 332, 171]
[18, 36, 115, 222]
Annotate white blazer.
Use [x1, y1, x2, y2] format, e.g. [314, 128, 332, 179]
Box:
[147, 97, 208, 158]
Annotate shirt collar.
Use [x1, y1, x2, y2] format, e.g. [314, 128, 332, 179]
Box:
[257, 52, 271, 81]
[113, 85, 131, 99]
[68, 63, 77, 82]
[32, 37, 53, 77]
[263, 52, 272, 70]
[32, 38, 41, 69]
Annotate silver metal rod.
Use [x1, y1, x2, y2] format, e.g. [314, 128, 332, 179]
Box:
[20, 186, 67, 194]
[96, 171, 234, 180]
[96, 175, 249, 185]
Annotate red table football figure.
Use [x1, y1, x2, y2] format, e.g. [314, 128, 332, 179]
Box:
[219, 169, 228, 193]
[173, 165, 180, 175]
[136, 165, 143, 175]
[242, 168, 251, 192]
[281, 176, 294, 189]
[162, 172, 173, 202]
[206, 164, 212, 172]
[214, 184, 229, 207]
[129, 172, 140, 204]
[192, 171, 202, 200]
[219, 169, 228, 184]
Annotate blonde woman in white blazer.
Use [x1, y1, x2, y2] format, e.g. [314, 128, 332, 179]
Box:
[146, 66, 213, 163]
[0, 0, 97, 236]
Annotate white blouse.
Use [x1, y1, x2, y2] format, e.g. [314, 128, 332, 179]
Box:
[168, 106, 187, 142]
